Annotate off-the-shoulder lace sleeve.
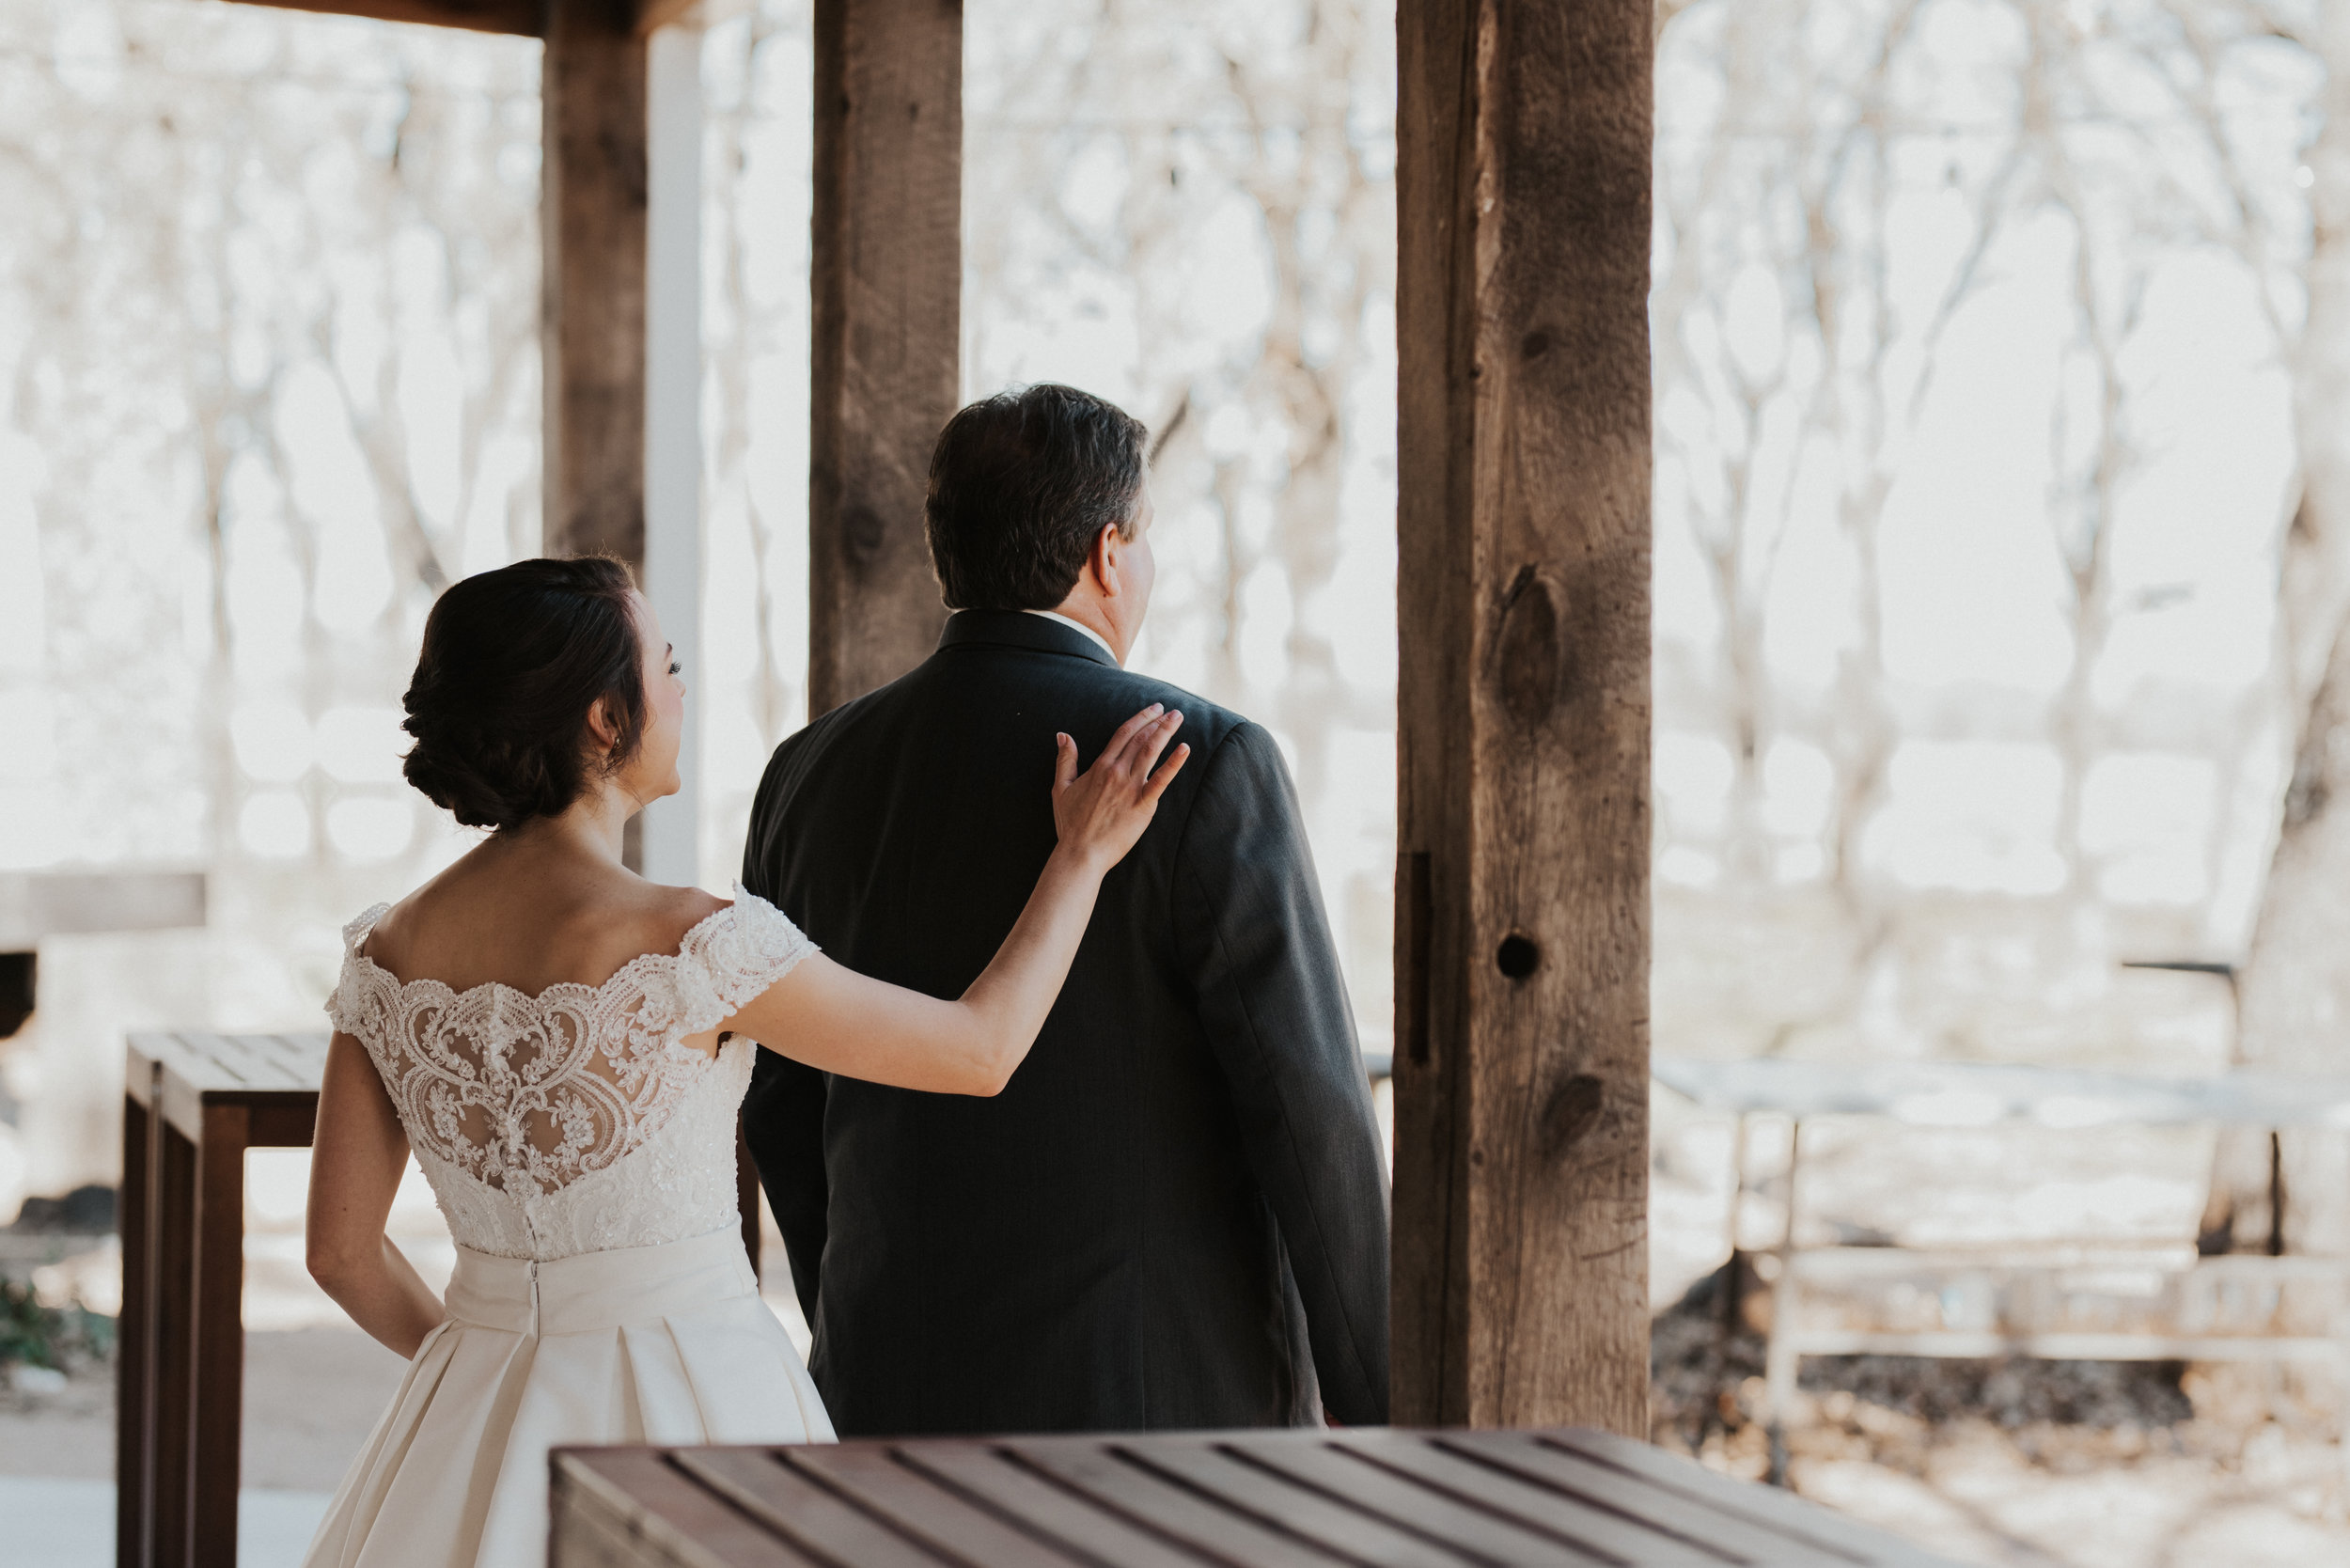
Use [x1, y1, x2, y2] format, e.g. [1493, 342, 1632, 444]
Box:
[324, 903, 392, 1038]
[642, 886, 820, 1043]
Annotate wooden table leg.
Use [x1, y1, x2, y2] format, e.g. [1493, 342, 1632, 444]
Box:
[190, 1105, 249, 1568]
[153, 1119, 196, 1568]
[116, 1085, 155, 1568]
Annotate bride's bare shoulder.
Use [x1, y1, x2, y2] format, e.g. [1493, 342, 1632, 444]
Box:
[356, 862, 732, 994]
[635, 883, 733, 952]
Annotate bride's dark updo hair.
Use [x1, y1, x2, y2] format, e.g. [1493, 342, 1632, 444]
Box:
[400, 557, 650, 832]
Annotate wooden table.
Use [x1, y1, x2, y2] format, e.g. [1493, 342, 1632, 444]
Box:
[118, 1032, 327, 1568]
[551, 1426, 1955, 1566]
[116, 1029, 772, 1568]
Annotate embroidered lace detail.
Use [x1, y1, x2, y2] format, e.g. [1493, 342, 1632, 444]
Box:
[326, 887, 815, 1260]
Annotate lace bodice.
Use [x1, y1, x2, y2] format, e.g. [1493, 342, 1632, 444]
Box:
[325, 887, 817, 1261]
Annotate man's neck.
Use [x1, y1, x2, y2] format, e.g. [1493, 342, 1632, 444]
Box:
[1025, 606, 1122, 665]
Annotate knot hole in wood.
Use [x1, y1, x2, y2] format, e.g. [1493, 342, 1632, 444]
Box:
[1494, 565, 1563, 727]
[1496, 933, 1540, 980]
[844, 503, 890, 570]
[1540, 1073, 1606, 1158]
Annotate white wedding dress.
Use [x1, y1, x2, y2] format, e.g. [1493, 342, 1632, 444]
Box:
[301, 888, 837, 1568]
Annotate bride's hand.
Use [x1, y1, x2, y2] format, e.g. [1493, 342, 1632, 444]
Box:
[733, 703, 1192, 1096]
[1053, 705, 1190, 874]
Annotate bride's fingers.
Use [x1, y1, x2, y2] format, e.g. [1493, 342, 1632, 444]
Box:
[1053, 732, 1079, 794]
[1108, 708, 1178, 776]
[1098, 705, 1165, 771]
[1141, 743, 1191, 801]
[1129, 710, 1184, 780]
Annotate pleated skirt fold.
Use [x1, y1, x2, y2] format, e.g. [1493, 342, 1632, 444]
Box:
[301, 1226, 833, 1568]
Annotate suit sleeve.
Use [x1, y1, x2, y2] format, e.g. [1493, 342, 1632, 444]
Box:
[1172, 722, 1391, 1423]
[739, 792, 831, 1325]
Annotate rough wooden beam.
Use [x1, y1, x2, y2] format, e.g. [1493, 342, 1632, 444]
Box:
[807, 0, 960, 714]
[633, 0, 704, 35]
[541, 0, 648, 568]
[1391, 0, 1654, 1434]
[211, 0, 540, 35]
[540, 2, 651, 870]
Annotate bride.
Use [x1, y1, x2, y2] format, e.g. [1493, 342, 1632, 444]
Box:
[297, 555, 1188, 1568]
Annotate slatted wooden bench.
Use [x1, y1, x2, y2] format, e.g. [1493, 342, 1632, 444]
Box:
[1653, 1054, 2350, 1480]
[551, 1426, 1958, 1566]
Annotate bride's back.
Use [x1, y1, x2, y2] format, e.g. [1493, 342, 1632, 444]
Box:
[328, 842, 814, 1262]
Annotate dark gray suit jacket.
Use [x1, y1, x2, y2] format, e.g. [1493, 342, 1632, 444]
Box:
[739, 609, 1390, 1435]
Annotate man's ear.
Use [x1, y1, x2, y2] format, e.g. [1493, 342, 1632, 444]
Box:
[1092, 522, 1123, 599]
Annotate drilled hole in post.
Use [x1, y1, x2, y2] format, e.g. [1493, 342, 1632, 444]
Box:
[1496, 934, 1540, 980]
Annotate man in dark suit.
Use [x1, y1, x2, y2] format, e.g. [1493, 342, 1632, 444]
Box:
[740, 383, 1389, 1435]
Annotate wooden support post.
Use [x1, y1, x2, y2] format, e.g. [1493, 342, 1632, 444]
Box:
[545, 1, 708, 877]
[543, 0, 649, 568]
[1391, 0, 1654, 1433]
[807, 0, 960, 715]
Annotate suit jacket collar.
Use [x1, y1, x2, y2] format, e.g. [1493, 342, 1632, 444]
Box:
[938, 608, 1121, 669]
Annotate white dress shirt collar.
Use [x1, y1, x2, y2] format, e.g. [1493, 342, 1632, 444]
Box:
[1022, 608, 1120, 664]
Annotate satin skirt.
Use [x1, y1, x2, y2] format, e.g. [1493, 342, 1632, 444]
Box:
[300, 1226, 835, 1568]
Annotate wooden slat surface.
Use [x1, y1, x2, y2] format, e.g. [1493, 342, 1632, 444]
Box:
[132, 1031, 326, 1096]
[133, 1032, 326, 1142]
[555, 1448, 820, 1568]
[1319, 1435, 1723, 1566]
[1215, 1436, 1606, 1568]
[556, 1429, 1959, 1568]
[1434, 1432, 1856, 1564]
[1001, 1439, 1344, 1568]
[1114, 1440, 1473, 1568]
[1536, 1431, 1953, 1568]
[775, 1446, 1082, 1567]
[671, 1448, 946, 1568]
[894, 1441, 1211, 1568]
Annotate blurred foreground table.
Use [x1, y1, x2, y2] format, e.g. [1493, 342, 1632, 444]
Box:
[118, 1031, 326, 1568]
[552, 1426, 1954, 1566]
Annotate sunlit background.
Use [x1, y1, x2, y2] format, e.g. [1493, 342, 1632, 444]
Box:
[7, 0, 2350, 1560]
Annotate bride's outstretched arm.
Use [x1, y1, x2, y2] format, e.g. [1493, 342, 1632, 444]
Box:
[723, 703, 1189, 1097]
[306, 1033, 445, 1358]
